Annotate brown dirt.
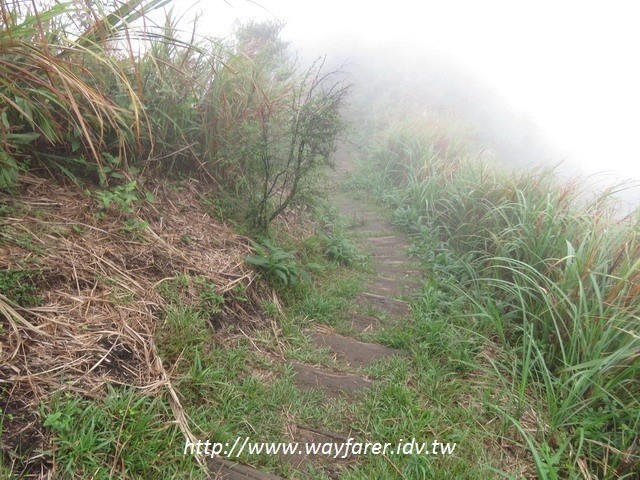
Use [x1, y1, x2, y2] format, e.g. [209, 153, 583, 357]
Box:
[0, 174, 270, 478]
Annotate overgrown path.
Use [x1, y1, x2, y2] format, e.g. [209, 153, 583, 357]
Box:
[212, 149, 423, 479]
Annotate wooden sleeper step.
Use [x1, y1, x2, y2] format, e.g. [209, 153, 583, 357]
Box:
[292, 362, 373, 398]
[309, 331, 402, 368]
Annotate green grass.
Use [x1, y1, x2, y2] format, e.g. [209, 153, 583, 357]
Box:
[149, 250, 378, 475]
[1, 2, 346, 232]
[285, 267, 364, 330]
[349, 125, 640, 479]
[0, 268, 42, 307]
[40, 387, 198, 479]
[30, 183, 579, 479]
[5, 2, 637, 473]
[233, 189, 550, 478]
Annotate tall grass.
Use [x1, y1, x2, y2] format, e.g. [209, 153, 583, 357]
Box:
[1, 2, 347, 229]
[363, 127, 639, 478]
[0, 0, 163, 183]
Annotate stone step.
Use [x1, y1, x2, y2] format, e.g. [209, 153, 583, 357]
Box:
[348, 312, 383, 333]
[360, 235, 408, 247]
[309, 331, 402, 368]
[285, 425, 354, 472]
[340, 207, 377, 219]
[208, 458, 283, 479]
[356, 292, 411, 316]
[365, 276, 421, 298]
[352, 220, 392, 233]
[374, 258, 414, 266]
[364, 243, 411, 257]
[292, 362, 373, 398]
[374, 264, 423, 278]
[334, 198, 371, 216]
[374, 257, 415, 266]
[367, 248, 410, 259]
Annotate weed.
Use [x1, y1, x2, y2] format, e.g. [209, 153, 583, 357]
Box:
[155, 275, 190, 304]
[261, 300, 279, 318]
[41, 387, 199, 479]
[355, 122, 640, 479]
[96, 181, 139, 213]
[121, 218, 149, 239]
[0, 150, 21, 189]
[154, 275, 225, 316]
[156, 306, 210, 363]
[0, 268, 42, 307]
[321, 234, 364, 266]
[281, 262, 363, 332]
[195, 278, 225, 313]
[245, 239, 312, 286]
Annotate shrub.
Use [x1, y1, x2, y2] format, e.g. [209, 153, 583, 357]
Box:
[322, 234, 362, 266]
[245, 239, 310, 286]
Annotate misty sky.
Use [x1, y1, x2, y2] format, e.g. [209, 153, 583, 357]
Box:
[169, 0, 640, 194]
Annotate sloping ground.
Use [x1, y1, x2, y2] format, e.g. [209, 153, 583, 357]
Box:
[1, 151, 541, 479]
[2, 167, 415, 479]
[206, 147, 425, 479]
[0, 175, 268, 477]
[267, 149, 423, 478]
[1, 150, 542, 478]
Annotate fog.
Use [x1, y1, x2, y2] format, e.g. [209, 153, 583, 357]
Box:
[168, 0, 640, 207]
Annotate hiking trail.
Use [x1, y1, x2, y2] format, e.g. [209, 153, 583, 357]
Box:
[211, 147, 422, 479]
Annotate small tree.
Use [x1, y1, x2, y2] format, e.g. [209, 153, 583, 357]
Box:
[249, 57, 349, 230]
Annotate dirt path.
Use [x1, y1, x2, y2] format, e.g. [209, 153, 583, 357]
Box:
[214, 146, 421, 478]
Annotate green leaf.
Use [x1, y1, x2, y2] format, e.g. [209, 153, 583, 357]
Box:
[1, 112, 9, 129]
[245, 255, 269, 268]
[5, 132, 41, 144]
[274, 269, 288, 285]
[43, 411, 63, 428]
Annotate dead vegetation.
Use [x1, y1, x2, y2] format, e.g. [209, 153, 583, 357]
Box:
[0, 174, 273, 477]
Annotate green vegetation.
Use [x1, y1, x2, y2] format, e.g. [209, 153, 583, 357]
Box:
[0, 269, 42, 307]
[96, 181, 141, 213]
[1, 2, 347, 477]
[40, 387, 194, 479]
[322, 233, 364, 267]
[0, 1, 347, 231]
[153, 304, 295, 474]
[2, 1, 638, 479]
[246, 239, 312, 286]
[245, 232, 364, 287]
[348, 121, 640, 478]
[148, 253, 368, 478]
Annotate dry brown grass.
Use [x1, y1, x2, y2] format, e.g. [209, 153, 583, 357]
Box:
[0, 174, 272, 475]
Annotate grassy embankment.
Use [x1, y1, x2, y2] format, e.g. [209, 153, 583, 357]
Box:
[345, 115, 639, 478]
